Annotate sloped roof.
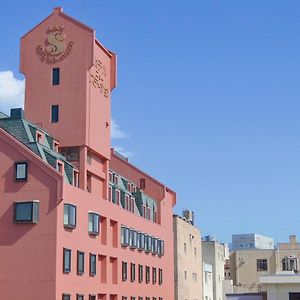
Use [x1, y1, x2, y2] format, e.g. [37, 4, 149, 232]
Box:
[0, 109, 76, 184]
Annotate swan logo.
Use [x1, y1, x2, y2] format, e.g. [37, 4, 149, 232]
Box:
[36, 26, 74, 64]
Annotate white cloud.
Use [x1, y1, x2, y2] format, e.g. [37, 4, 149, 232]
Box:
[111, 118, 129, 139]
[0, 71, 25, 114]
[113, 146, 134, 159]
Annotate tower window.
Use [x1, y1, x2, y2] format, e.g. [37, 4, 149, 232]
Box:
[51, 105, 59, 123]
[52, 68, 60, 85]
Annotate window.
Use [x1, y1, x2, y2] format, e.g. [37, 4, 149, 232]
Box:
[138, 264, 143, 283]
[77, 251, 84, 275]
[63, 294, 71, 300]
[131, 298, 136, 300]
[145, 235, 152, 252]
[59, 146, 80, 162]
[57, 161, 64, 173]
[257, 259, 268, 271]
[158, 240, 164, 256]
[52, 68, 60, 85]
[88, 212, 100, 235]
[89, 254, 96, 276]
[131, 263, 136, 282]
[289, 293, 300, 300]
[77, 295, 84, 300]
[51, 105, 59, 123]
[109, 186, 112, 201]
[129, 229, 137, 248]
[282, 256, 298, 271]
[115, 190, 120, 205]
[122, 261, 128, 281]
[15, 162, 28, 181]
[64, 204, 76, 228]
[146, 266, 150, 283]
[152, 267, 157, 284]
[63, 248, 71, 273]
[73, 170, 79, 187]
[137, 232, 145, 250]
[152, 238, 158, 254]
[121, 226, 129, 246]
[158, 268, 163, 285]
[89, 296, 96, 300]
[14, 201, 39, 223]
[184, 243, 187, 253]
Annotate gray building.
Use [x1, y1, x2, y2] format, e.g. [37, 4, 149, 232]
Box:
[231, 234, 274, 251]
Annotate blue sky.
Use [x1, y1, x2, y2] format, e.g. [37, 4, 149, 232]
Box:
[0, 0, 300, 244]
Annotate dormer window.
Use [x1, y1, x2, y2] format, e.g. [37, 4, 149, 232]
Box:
[57, 161, 64, 174]
[36, 131, 43, 144]
[53, 140, 59, 152]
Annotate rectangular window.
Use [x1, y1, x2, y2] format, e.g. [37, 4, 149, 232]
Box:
[89, 253, 97, 276]
[52, 68, 60, 85]
[77, 251, 84, 275]
[77, 295, 84, 300]
[257, 259, 268, 271]
[122, 261, 128, 281]
[152, 238, 158, 254]
[289, 293, 300, 300]
[137, 232, 145, 250]
[88, 212, 100, 235]
[152, 267, 157, 284]
[15, 162, 28, 181]
[131, 263, 136, 282]
[145, 235, 152, 252]
[129, 229, 137, 248]
[14, 201, 39, 223]
[138, 264, 143, 283]
[159, 268, 163, 285]
[51, 105, 59, 123]
[146, 266, 150, 284]
[63, 248, 71, 273]
[64, 204, 76, 228]
[158, 240, 164, 256]
[63, 294, 71, 300]
[89, 296, 96, 300]
[121, 226, 129, 246]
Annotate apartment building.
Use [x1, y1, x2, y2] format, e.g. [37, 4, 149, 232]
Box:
[173, 211, 202, 300]
[202, 236, 226, 300]
[0, 7, 176, 300]
[230, 235, 300, 294]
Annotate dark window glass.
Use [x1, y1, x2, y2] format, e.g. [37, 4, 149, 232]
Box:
[88, 213, 100, 235]
[64, 204, 76, 228]
[89, 296, 96, 300]
[62, 294, 71, 300]
[152, 267, 157, 284]
[146, 266, 150, 284]
[51, 105, 59, 123]
[63, 248, 71, 273]
[257, 259, 268, 271]
[159, 268, 163, 285]
[89, 253, 96, 276]
[122, 261, 128, 281]
[77, 295, 84, 300]
[158, 240, 164, 256]
[52, 68, 60, 85]
[15, 162, 28, 181]
[138, 264, 143, 283]
[121, 226, 129, 246]
[131, 263, 136, 282]
[14, 201, 39, 223]
[290, 293, 300, 300]
[77, 251, 84, 275]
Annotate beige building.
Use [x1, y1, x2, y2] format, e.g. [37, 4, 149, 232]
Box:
[230, 235, 300, 294]
[202, 236, 226, 300]
[174, 211, 202, 300]
[260, 273, 300, 300]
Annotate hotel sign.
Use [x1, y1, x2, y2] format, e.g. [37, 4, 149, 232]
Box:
[36, 26, 74, 64]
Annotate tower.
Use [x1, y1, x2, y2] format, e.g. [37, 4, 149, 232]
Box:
[20, 7, 117, 194]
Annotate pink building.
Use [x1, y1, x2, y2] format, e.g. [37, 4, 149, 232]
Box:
[0, 8, 176, 300]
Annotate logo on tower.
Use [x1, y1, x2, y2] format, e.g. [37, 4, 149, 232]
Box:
[36, 26, 74, 64]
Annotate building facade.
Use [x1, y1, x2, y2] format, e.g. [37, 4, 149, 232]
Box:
[173, 212, 202, 300]
[230, 235, 300, 294]
[0, 7, 176, 300]
[231, 234, 274, 251]
[202, 237, 226, 300]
